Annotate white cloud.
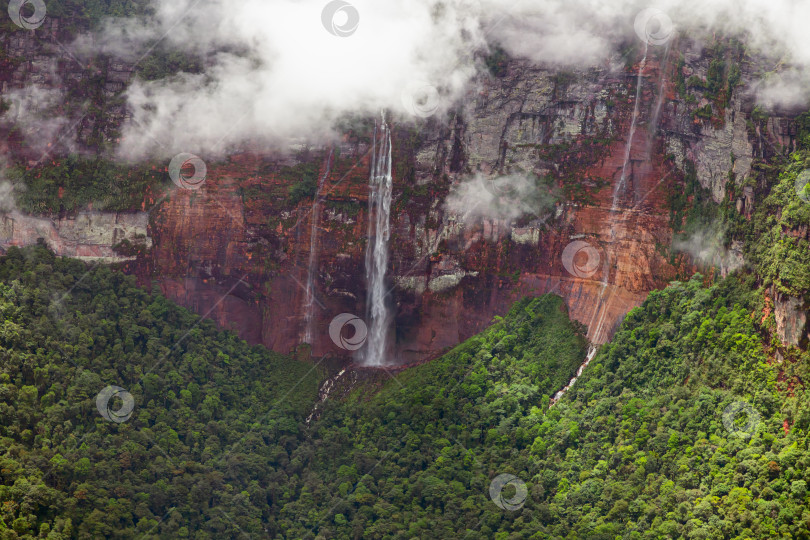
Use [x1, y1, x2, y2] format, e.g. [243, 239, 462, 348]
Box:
[74, 0, 810, 159]
[0, 180, 17, 213]
[444, 173, 557, 225]
[750, 69, 810, 111]
[1, 85, 80, 156]
[104, 0, 483, 159]
[673, 223, 744, 274]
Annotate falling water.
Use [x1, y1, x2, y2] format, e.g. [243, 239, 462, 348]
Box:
[612, 42, 648, 213]
[590, 43, 649, 345]
[306, 368, 347, 424]
[644, 42, 671, 175]
[550, 345, 597, 405]
[649, 42, 671, 147]
[303, 149, 334, 344]
[364, 114, 393, 366]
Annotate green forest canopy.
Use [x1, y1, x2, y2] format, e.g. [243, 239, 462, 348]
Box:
[1, 246, 810, 538]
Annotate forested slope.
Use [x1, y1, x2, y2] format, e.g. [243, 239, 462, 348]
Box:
[2, 246, 810, 539]
[279, 275, 810, 539]
[0, 245, 321, 538]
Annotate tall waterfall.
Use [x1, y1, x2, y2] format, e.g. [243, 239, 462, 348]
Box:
[303, 149, 333, 344]
[612, 42, 648, 213]
[590, 43, 649, 344]
[363, 114, 393, 366]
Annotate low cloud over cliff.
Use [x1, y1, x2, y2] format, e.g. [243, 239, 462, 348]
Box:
[64, 0, 810, 159]
[673, 223, 745, 274]
[445, 173, 558, 226]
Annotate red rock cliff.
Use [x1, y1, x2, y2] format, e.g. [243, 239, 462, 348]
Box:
[1, 24, 804, 360]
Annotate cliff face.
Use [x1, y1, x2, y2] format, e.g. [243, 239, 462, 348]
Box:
[0, 210, 149, 262]
[134, 40, 799, 362]
[0, 18, 128, 158]
[1, 23, 806, 360]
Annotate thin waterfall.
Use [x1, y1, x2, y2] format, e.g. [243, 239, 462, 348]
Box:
[642, 41, 671, 189]
[303, 149, 334, 344]
[649, 42, 671, 148]
[306, 367, 347, 424]
[551, 345, 597, 405]
[612, 41, 648, 213]
[364, 114, 393, 366]
[590, 43, 649, 344]
[562, 46, 658, 399]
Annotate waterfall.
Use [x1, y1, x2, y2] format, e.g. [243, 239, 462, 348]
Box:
[303, 149, 334, 344]
[306, 368, 347, 424]
[649, 42, 670, 145]
[590, 44, 649, 344]
[550, 345, 597, 405]
[363, 114, 393, 366]
[645, 42, 671, 169]
[612, 42, 648, 213]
